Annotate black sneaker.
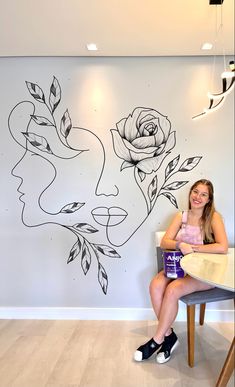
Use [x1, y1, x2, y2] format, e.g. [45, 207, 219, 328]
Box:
[156, 330, 179, 364]
[134, 338, 163, 362]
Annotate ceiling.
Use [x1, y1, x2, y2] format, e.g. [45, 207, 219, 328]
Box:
[0, 0, 234, 57]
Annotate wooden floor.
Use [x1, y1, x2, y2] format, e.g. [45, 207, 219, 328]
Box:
[0, 319, 234, 387]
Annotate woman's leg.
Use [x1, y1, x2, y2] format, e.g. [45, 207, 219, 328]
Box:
[134, 274, 213, 362]
[153, 275, 213, 343]
[149, 271, 172, 336]
[134, 271, 171, 361]
[154, 275, 214, 364]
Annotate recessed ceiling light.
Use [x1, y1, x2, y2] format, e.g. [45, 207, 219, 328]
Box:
[201, 43, 213, 50]
[86, 43, 98, 51]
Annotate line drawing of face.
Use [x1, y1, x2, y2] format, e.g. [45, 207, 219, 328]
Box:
[8, 77, 122, 295]
[9, 100, 104, 227]
[91, 107, 203, 247]
[91, 140, 145, 247]
[8, 76, 203, 293]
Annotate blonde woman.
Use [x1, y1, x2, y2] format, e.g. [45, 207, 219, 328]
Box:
[134, 179, 228, 364]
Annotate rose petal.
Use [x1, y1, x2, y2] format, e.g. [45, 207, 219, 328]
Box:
[111, 130, 132, 161]
[116, 117, 127, 138]
[138, 109, 166, 128]
[123, 113, 139, 142]
[164, 131, 176, 152]
[129, 150, 150, 163]
[135, 107, 153, 126]
[127, 141, 157, 163]
[125, 107, 156, 140]
[132, 135, 158, 149]
[153, 125, 165, 146]
[137, 109, 159, 127]
[137, 153, 168, 174]
[139, 113, 156, 125]
[155, 143, 165, 155]
[124, 138, 157, 154]
[139, 116, 158, 136]
[158, 115, 171, 139]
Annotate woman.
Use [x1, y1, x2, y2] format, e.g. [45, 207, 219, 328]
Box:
[134, 179, 228, 364]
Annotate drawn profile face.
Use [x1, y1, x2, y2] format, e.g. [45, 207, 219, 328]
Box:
[8, 78, 123, 296]
[91, 141, 147, 247]
[90, 107, 177, 246]
[9, 100, 104, 227]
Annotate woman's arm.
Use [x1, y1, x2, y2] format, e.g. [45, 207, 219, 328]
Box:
[192, 212, 228, 254]
[160, 212, 183, 250]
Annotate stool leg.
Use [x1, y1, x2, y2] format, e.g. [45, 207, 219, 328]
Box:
[216, 337, 235, 387]
[187, 304, 195, 367]
[199, 303, 206, 325]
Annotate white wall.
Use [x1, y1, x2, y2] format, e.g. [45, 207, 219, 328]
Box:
[0, 56, 234, 320]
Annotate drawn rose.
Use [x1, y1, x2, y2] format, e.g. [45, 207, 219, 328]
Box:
[111, 107, 176, 174]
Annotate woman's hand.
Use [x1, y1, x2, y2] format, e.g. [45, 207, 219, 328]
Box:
[179, 242, 194, 255]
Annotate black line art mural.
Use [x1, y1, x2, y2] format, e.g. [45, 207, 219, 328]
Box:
[92, 107, 203, 247]
[8, 77, 121, 295]
[8, 76, 202, 294]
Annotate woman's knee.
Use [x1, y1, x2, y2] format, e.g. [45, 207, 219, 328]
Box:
[149, 274, 167, 297]
[164, 280, 184, 301]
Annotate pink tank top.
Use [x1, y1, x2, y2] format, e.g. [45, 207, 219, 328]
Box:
[176, 211, 203, 245]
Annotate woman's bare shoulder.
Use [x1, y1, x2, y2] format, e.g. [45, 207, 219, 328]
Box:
[212, 211, 224, 222]
[167, 211, 183, 228]
[174, 211, 183, 221]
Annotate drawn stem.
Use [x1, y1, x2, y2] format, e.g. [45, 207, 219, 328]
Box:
[150, 170, 178, 210]
[44, 102, 69, 148]
[134, 166, 151, 214]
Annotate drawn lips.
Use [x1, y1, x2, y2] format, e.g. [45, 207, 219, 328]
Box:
[91, 207, 127, 227]
[16, 185, 25, 201]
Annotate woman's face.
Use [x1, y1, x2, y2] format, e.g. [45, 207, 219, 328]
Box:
[190, 183, 210, 210]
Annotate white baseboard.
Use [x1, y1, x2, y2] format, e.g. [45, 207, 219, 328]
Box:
[0, 306, 234, 322]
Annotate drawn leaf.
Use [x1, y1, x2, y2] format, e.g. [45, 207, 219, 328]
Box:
[93, 244, 121, 258]
[49, 76, 61, 113]
[165, 155, 180, 178]
[162, 181, 188, 190]
[120, 161, 134, 171]
[72, 223, 98, 233]
[60, 202, 85, 213]
[26, 81, 45, 103]
[60, 109, 72, 138]
[138, 169, 146, 182]
[179, 156, 202, 172]
[81, 241, 91, 275]
[98, 262, 108, 294]
[30, 115, 54, 126]
[22, 132, 53, 154]
[161, 192, 178, 208]
[67, 238, 82, 263]
[148, 175, 158, 201]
